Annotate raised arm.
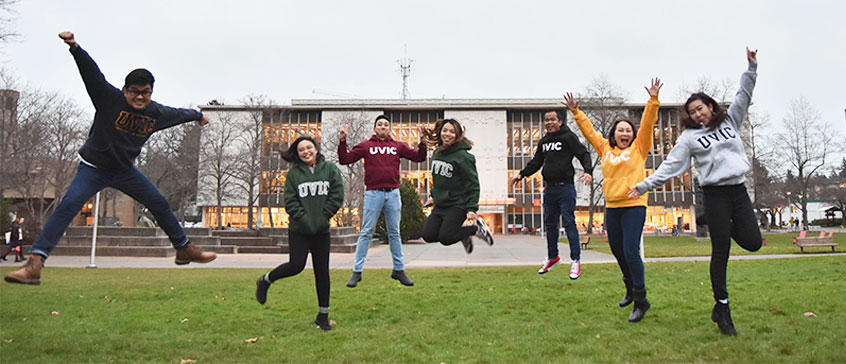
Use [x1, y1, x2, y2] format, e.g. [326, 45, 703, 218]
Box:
[635, 78, 662, 155]
[151, 102, 204, 131]
[60, 31, 120, 108]
[337, 122, 367, 165]
[629, 137, 692, 198]
[725, 47, 758, 129]
[564, 92, 606, 153]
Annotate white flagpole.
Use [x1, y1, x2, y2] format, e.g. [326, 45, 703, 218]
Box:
[87, 191, 101, 268]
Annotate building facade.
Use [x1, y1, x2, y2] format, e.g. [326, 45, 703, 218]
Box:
[198, 98, 696, 234]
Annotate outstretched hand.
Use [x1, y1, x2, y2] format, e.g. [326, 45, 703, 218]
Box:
[58, 31, 78, 48]
[627, 186, 642, 199]
[562, 92, 579, 110]
[644, 77, 663, 96]
[198, 114, 209, 126]
[746, 46, 758, 65]
[339, 122, 348, 142]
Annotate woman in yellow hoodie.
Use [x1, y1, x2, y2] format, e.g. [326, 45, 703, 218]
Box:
[563, 78, 662, 323]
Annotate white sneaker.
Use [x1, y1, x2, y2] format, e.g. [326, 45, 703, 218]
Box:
[569, 260, 581, 280]
[474, 218, 494, 246]
[538, 256, 561, 274]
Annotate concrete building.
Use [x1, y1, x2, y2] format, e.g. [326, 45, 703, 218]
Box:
[198, 98, 697, 234]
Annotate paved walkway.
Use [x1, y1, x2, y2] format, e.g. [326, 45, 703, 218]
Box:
[1, 235, 842, 270]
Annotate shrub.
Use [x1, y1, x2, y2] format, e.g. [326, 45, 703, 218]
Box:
[374, 179, 426, 242]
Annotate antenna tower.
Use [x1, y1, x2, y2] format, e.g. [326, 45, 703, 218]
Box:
[397, 46, 413, 100]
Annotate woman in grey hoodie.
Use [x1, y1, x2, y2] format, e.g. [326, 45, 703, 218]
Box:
[628, 47, 762, 336]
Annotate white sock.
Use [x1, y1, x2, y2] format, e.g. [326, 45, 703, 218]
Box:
[318, 306, 330, 314]
[262, 272, 271, 284]
[718, 299, 728, 304]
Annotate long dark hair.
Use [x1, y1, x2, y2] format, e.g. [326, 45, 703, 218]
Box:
[681, 92, 727, 131]
[607, 119, 638, 149]
[281, 136, 321, 165]
[422, 118, 473, 152]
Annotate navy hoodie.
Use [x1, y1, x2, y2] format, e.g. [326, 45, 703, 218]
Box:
[70, 46, 203, 171]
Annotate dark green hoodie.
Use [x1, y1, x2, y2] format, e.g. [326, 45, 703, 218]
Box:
[430, 140, 479, 212]
[283, 155, 344, 235]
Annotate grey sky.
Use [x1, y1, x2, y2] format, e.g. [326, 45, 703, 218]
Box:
[4, 1, 845, 160]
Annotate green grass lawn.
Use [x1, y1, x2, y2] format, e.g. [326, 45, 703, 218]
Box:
[585, 233, 846, 257]
[2, 258, 845, 363]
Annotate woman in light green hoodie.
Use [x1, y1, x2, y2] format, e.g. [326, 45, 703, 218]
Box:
[420, 119, 493, 255]
[255, 136, 343, 331]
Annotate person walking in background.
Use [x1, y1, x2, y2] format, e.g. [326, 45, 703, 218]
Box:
[565, 78, 663, 322]
[338, 115, 427, 288]
[629, 48, 762, 336]
[255, 136, 344, 331]
[420, 119, 493, 254]
[1, 217, 26, 262]
[5, 32, 216, 286]
[509, 110, 593, 278]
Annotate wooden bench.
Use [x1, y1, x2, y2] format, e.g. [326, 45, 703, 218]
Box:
[793, 231, 838, 253]
[580, 236, 591, 249]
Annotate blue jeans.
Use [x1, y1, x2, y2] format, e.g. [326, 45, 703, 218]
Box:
[543, 184, 580, 261]
[30, 163, 188, 259]
[353, 189, 404, 271]
[605, 206, 647, 287]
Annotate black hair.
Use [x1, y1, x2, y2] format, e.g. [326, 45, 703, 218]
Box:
[281, 136, 321, 165]
[422, 118, 473, 151]
[681, 92, 726, 131]
[608, 119, 638, 149]
[545, 110, 567, 124]
[373, 114, 390, 127]
[124, 68, 155, 89]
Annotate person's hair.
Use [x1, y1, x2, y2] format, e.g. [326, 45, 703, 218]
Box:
[373, 114, 390, 127]
[545, 110, 567, 124]
[124, 68, 155, 89]
[608, 119, 638, 149]
[681, 92, 726, 131]
[422, 118, 473, 151]
[281, 136, 321, 164]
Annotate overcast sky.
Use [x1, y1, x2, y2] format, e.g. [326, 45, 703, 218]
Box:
[3, 0, 845, 164]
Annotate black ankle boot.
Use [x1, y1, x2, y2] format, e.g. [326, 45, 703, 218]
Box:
[315, 312, 331, 331]
[619, 278, 633, 307]
[628, 286, 650, 322]
[711, 302, 737, 336]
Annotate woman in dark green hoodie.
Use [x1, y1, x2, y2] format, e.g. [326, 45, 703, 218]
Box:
[255, 136, 344, 331]
[421, 119, 494, 254]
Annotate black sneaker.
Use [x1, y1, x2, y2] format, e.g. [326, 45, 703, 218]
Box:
[346, 271, 362, 288]
[315, 313, 332, 331]
[255, 277, 270, 305]
[391, 270, 414, 286]
[711, 302, 737, 336]
[461, 235, 474, 254]
[474, 218, 494, 246]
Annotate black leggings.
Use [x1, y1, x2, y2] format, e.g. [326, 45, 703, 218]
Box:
[703, 184, 762, 301]
[421, 205, 476, 246]
[268, 231, 331, 308]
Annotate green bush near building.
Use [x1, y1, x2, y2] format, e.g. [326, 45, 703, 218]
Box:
[374, 179, 426, 243]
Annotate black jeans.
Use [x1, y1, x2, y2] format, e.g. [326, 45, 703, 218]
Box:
[268, 231, 331, 308]
[703, 184, 762, 301]
[421, 205, 476, 246]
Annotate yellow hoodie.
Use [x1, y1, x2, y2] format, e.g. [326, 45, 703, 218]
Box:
[571, 95, 659, 208]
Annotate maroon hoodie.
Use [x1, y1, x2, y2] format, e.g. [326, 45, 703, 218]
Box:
[338, 135, 427, 190]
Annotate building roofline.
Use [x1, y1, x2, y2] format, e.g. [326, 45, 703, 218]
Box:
[199, 98, 685, 111]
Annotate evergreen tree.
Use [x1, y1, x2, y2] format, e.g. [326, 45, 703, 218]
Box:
[374, 179, 426, 242]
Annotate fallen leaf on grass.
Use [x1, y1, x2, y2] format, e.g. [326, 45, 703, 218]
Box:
[244, 337, 261, 343]
[180, 318, 189, 323]
[51, 311, 59, 316]
[804, 312, 817, 317]
[579, 322, 586, 326]
[104, 296, 112, 303]
[180, 360, 196, 364]
[329, 320, 337, 325]
[595, 333, 601, 339]
[4, 339, 12, 343]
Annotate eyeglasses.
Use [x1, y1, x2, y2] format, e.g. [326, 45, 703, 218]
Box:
[126, 88, 152, 97]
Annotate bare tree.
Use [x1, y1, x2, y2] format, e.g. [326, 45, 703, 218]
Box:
[576, 74, 628, 235]
[138, 122, 202, 224]
[676, 76, 735, 104]
[321, 110, 372, 227]
[777, 98, 840, 230]
[232, 94, 273, 229]
[0, 0, 19, 43]
[742, 108, 778, 229]
[198, 112, 239, 229]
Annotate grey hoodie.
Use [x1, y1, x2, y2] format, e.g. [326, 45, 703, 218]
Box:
[636, 62, 757, 193]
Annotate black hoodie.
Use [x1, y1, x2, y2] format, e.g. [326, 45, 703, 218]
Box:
[519, 126, 593, 184]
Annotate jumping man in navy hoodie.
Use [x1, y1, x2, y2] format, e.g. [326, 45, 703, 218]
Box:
[4, 32, 217, 285]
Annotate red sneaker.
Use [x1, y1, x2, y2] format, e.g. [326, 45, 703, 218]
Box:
[538, 256, 561, 274]
[569, 260, 581, 280]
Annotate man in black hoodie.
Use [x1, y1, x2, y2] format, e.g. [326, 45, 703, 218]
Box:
[5, 32, 216, 286]
[510, 110, 592, 279]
